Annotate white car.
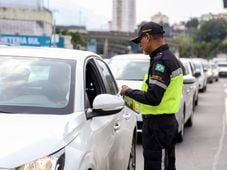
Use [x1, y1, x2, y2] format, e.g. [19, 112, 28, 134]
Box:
[217, 61, 227, 77]
[180, 58, 200, 127]
[210, 62, 219, 81]
[0, 46, 137, 170]
[191, 58, 207, 92]
[108, 53, 185, 142]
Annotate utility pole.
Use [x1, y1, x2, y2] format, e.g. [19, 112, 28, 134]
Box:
[188, 25, 193, 58]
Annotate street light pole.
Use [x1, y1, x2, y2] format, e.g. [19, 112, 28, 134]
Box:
[51, 9, 59, 47]
[188, 24, 193, 58]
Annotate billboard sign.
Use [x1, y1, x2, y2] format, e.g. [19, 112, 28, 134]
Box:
[0, 34, 64, 47]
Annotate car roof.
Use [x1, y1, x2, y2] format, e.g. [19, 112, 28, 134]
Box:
[110, 53, 149, 60]
[179, 57, 190, 62]
[191, 58, 203, 63]
[0, 46, 99, 60]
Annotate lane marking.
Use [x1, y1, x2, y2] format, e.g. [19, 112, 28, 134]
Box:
[212, 98, 227, 170]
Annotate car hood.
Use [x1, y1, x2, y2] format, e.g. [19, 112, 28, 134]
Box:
[117, 80, 143, 89]
[0, 112, 83, 168]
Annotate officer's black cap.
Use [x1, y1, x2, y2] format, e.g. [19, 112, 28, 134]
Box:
[131, 21, 165, 44]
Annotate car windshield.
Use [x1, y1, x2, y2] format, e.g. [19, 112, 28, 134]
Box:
[109, 59, 149, 81]
[0, 56, 75, 114]
[181, 61, 190, 75]
[193, 62, 202, 70]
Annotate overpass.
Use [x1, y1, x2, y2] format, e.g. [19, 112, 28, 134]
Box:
[81, 31, 180, 58]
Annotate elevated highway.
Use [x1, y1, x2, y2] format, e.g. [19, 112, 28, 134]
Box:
[81, 31, 180, 57]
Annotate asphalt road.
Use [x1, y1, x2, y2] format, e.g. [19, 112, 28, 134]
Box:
[136, 78, 227, 170]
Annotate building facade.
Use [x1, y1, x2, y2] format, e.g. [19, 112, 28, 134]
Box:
[112, 0, 136, 33]
[0, 0, 53, 36]
[150, 12, 169, 24]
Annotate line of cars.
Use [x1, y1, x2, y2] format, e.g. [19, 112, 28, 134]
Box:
[0, 44, 223, 169]
[108, 54, 219, 143]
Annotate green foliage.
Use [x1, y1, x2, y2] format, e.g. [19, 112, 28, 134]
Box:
[70, 32, 85, 48]
[194, 18, 227, 42]
[186, 18, 199, 29]
[218, 40, 227, 53]
[54, 29, 85, 49]
[177, 18, 227, 58]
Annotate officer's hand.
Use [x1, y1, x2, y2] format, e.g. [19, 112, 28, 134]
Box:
[120, 85, 129, 96]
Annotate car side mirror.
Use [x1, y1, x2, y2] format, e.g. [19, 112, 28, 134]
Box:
[194, 71, 201, 78]
[87, 94, 124, 119]
[203, 68, 208, 72]
[183, 76, 196, 84]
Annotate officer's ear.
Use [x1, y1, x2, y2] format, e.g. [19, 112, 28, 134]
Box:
[145, 33, 150, 40]
[145, 33, 152, 41]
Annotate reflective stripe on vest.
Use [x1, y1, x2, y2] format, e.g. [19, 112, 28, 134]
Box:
[138, 68, 183, 115]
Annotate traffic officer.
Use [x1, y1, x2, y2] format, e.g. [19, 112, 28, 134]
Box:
[120, 21, 183, 170]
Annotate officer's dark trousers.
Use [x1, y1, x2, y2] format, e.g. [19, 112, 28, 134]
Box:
[142, 114, 178, 170]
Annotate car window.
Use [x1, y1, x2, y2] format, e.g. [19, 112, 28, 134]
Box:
[189, 61, 196, 75]
[193, 62, 202, 71]
[85, 58, 105, 107]
[96, 59, 118, 95]
[109, 59, 149, 80]
[182, 61, 190, 75]
[0, 56, 75, 114]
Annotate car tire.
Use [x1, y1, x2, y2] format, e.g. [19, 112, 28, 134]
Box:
[192, 98, 196, 112]
[203, 85, 207, 92]
[195, 95, 198, 106]
[185, 113, 193, 127]
[127, 132, 136, 170]
[177, 108, 185, 143]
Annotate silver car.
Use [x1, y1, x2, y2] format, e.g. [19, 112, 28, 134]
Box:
[0, 46, 137, 170]
[191, 58, 207, 92]
[108, 54, 185, 142]
[180, 58, 200, 127]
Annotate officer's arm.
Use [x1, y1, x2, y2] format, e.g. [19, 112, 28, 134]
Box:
[125, 61, 170, 106]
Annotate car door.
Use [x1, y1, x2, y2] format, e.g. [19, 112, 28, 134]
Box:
[182, 60, 196, 124]
[95, 58, 136, 170]
[84, 57, 123, 170]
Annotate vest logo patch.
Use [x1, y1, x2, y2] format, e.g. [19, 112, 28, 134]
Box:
[155, 64, 165, 72]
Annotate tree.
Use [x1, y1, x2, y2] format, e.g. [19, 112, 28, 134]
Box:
[175, 34, 192, 57]
[176, 18, 227, 58]
[194, 18, 227, 42]
[186, 18, 199, 29]
[70, 32, 85, 49]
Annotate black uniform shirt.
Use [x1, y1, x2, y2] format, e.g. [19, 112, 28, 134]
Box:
[125, 44, 181, 106]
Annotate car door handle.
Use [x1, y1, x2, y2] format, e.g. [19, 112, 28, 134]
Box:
[114, 123, 121, 131]
[123, 113, 131, 120]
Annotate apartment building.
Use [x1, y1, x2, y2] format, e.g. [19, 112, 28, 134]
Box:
[112, 0, 136, 32]
[0, 0, 53, 36]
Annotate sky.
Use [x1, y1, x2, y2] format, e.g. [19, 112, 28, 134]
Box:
[47, 0, 226, 30]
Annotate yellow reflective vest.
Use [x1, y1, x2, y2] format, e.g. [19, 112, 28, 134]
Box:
[124, 68, 183, 115]
[139, 70, 183, 115]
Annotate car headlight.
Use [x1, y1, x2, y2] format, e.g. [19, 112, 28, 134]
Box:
[16, 149, 65, 170]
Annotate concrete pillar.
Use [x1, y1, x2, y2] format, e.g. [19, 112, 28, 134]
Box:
[103, 38, 108, 58]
